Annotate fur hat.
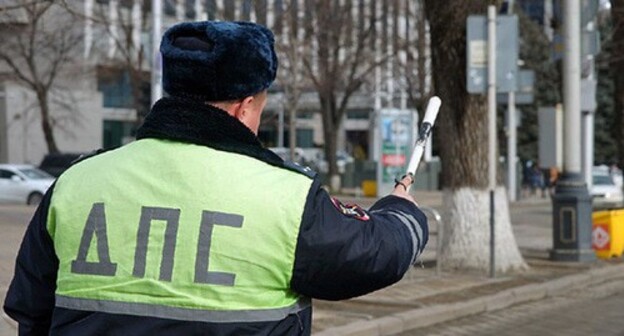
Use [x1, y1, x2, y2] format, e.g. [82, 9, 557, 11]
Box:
[160, 21, 278, 102]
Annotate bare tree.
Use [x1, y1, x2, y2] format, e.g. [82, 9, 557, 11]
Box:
[401, 0, 433, 114]
[424, 0, 526, 273]
[76, 0, 151, 125]
[302, 0, 384, 190]
[274, 1, 308, 161]
[0, 1, 83, 153]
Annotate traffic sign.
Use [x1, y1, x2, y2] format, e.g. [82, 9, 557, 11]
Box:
[466, 15, 519, 94]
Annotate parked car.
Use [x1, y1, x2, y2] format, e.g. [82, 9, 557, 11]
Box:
[316, 150, 355, 174]
[0, 164, 55, 205]
[39, 152, 84, 177]
[591, 167, 624, 209]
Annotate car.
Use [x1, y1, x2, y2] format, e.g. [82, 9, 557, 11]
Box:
[269, 147, 305, 163]
[39, 152, 84, 177]
[316, 150, 355, 174]
[591, 168, 624, 209]
[0, 164, 55, 205]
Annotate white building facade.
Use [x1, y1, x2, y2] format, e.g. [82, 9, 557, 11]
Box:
[0, 0, 430, 165]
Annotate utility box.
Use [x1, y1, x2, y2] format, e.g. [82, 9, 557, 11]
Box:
[592, 209, 624, 259]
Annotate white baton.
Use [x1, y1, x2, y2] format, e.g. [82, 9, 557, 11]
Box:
[405, 96, 441, 192]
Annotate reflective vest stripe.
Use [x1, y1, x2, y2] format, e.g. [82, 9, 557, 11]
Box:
[372, 209, 423, 264]
[55, 295, 311, 323]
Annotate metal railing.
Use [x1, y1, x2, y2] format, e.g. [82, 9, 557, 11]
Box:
[418, 205, 443, 276]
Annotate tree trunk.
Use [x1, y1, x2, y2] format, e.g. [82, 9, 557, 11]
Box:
[319, 94, 340, 191]
[612, 1, 624, 170]
[36, 88, 59, 154]
[424, 0, 526, 273]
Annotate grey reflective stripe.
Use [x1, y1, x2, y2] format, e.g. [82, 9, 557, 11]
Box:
[71, 203, 117, 276]
[372, 210, 423, 264]
[133, 207, 181, 281]
[55, 295, 311, 323]
[194, 210, 243, 286]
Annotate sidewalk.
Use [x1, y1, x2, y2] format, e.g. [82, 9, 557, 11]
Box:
[312, 193, 624, 335]
[2, 194, 622, 336]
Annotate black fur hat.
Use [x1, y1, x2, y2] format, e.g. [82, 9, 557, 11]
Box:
[160, 21, 278, 102]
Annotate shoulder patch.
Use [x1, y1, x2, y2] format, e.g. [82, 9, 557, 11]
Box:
[331, 197, 370, 221]
[282, 160, 317, 179]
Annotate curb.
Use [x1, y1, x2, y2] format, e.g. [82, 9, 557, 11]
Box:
[313, 263, 624, 336]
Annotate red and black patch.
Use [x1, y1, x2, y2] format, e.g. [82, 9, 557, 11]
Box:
[330, 198, 370, 221]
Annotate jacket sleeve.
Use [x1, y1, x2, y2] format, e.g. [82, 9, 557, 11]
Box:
[3, 186, 58, 336]
[290, 179, 428, 301]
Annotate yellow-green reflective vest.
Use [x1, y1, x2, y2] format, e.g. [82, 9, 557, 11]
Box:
[47, 139, 313, 323]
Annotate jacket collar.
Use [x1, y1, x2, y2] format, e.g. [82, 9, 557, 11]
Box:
[136, 96, 283, 166]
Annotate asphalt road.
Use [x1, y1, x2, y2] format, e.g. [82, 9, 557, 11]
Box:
[0, 204, 35, 336]
[404, 278, 624, 336]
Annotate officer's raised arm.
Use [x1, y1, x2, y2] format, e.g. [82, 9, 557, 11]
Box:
[290, 176, 428, 301]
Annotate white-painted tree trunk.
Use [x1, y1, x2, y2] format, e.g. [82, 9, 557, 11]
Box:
[440, 186, 528, 273]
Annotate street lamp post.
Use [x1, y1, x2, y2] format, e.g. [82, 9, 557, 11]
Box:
[550, 0, 594, 262]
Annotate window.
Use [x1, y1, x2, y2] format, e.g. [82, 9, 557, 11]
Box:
[296, 129, 313, 148]
[0, 169, 15, 179]
[103, 120, 136, 149]
[297, 111, 315, 119]
[347, 109, 370, 120]
[97, 67, 134, 109]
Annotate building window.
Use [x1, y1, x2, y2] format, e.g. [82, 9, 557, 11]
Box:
[347, 109, 370, 120]
[258, 128, 314, 148]
[97, 67, 134, 109]
[298, 111, 315, 119]
[97, 66, 150, 115]
[296, 129, 314, 148]
[103, 120, 135, 149]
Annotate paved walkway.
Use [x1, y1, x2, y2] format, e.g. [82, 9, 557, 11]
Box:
[312, 192, 624, 335]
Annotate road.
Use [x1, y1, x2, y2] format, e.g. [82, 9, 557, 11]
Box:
[0, 204, 35, 336]
[403, 279, 624, 336]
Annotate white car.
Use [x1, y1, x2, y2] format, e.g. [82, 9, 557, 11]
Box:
[591, 169, 624, 208]
[0, 164, 55, 205]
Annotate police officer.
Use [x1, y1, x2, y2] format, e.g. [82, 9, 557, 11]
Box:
[4, 21, 427, 335]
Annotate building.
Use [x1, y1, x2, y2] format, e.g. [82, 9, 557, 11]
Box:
[0, 0, 431, 166]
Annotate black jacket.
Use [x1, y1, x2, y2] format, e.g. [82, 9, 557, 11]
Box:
[4, 97, 428, 336]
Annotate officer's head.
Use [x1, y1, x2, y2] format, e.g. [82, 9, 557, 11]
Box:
[160, 21, 278, 134]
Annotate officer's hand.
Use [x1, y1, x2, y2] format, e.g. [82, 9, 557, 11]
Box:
[391, 175, 418, 206]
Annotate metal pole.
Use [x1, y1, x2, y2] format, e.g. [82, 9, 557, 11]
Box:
[488, 5, 497, 279]
[550, 0, 594, 262]
[507, 91, 517, 201]
[151, 0, 163, 107]
[563, 0, 581, 174]
[582, 110, 594, 189]
[507, 0, 517, 202]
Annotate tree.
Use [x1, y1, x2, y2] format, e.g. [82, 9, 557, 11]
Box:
[515, 8, 561, 162]
[61, 0, 151, 126]
[611, 1, 624, 169]
[401, 0, 433, 115]
[301, 0, 384, 190]
[0, 1, 83, 153]
[273, 0, 308, 161]
[595, 12, 617, 164]
[423, 1, 527, 273]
